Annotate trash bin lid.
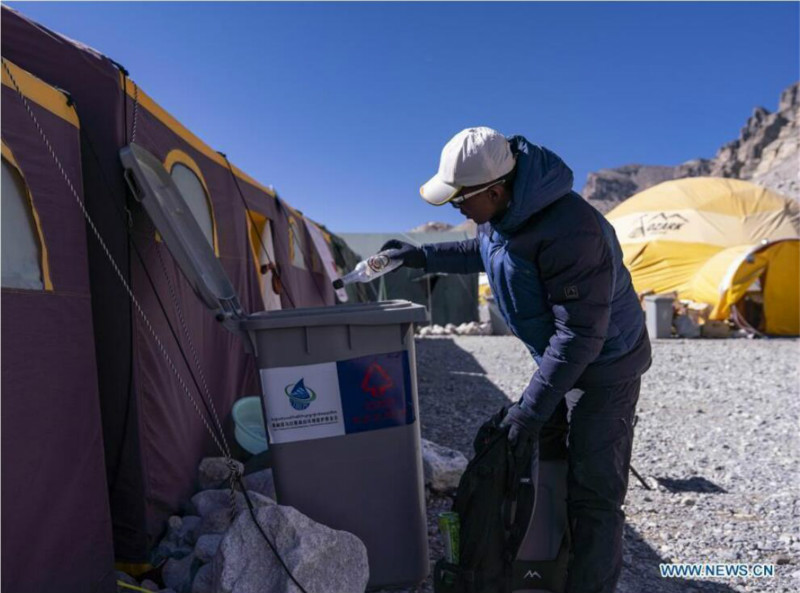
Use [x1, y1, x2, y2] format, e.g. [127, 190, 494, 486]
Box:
[119, 143, 244, 321]
[240, 300, 428, 330]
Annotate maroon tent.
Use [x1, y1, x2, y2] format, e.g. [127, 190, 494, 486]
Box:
[1, 59, 116, 592]
[2, 4, 338, 578]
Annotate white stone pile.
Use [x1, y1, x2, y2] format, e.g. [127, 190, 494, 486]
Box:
[417, 322, 492, 337]
[117, 457, 369, 593]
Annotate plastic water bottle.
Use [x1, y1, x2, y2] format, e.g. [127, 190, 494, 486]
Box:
[332, 249, 403, 289]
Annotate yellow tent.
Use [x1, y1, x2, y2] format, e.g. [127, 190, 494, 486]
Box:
[607, 178, 800, 335]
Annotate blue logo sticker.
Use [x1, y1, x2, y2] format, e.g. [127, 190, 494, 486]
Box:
[284, 378, 317, 411]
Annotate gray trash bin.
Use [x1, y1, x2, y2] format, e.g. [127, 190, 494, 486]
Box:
[644, 294, 674, 339]
[120, 143, 430, 589]
[241, 301, 429, 588]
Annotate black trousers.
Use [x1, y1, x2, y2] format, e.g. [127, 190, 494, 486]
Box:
[539, 377, 642, 593]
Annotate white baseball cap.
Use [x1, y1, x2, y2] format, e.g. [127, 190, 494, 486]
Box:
[420, 127, 516, 206]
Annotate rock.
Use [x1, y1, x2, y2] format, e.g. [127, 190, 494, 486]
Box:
[161, 514, 202, 546]
[191, 489, 273, 518]
[455, 321, 489, 337]
[194, 534, 223, 564]
[163, 553, 200, 593]
[198, 457, 243, 491]
[151, 515, 204, 564]
[192, 564, 214, 593]
[192, 490, 235, 518]
[421, 438, 468, 492]
[196, 491, 273, 537]
[681, 497, 696, 507]
[779, 82, 799, 112]
[140, 580, 160, 591]
[213, 504, 369, 593]
[180, 516, 203, 545]
[151, 541, 194, 565]
[242, 469, 276, 501]
[198, 508, 237, 538]
[445, 323, 458, 335]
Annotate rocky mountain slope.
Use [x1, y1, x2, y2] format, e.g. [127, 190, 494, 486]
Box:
[582, 81, 800, 213]
[408, 222, 454, 233]
[408, 220, 478, 235]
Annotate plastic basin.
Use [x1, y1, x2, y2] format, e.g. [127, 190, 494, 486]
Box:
[232, 396, 268, 454]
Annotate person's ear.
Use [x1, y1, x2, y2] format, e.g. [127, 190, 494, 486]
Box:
[494, 184, 512, 205]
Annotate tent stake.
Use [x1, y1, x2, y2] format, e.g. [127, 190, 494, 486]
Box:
[630, 464, 651, 490]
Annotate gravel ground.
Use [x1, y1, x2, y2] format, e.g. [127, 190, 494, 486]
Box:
[389, 336, 800, 593]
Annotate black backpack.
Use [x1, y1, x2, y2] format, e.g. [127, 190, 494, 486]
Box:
[433, 407, 570, 593]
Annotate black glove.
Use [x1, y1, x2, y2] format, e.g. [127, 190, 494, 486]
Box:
[379, 240, 426, 269]
[500, 402, 544, 448]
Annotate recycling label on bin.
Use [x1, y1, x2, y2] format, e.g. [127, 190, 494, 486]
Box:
[259, 351, 415, 444]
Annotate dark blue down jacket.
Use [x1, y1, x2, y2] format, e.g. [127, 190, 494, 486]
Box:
[422, 136, 651, 423]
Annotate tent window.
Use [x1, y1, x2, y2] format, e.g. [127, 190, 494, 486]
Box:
[170, 163, 216, 252]
[1, 158, 45, 290]
[247, 210, 282, 311]
[288, 217, 307, 270]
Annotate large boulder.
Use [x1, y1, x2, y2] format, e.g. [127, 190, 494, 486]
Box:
[242, 468, 277, 501]
[197, 457, 244, 491]
[213, 505, 369, 593]
[197, 508, 238, 538]
[194, 534, 223, 563]
[194, 490, 274, 537]
[421, 438, 468, 493]
[191, 489, 273, 518]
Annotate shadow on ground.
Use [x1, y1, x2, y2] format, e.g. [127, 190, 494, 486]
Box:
[621, 524, 740, 593]
[655, 476, 728, 494]
[415, 337, 512, 456]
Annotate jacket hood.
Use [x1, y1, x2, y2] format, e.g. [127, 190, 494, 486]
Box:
[492, 136, 574, 236]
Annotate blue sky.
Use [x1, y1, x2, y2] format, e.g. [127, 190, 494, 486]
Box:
[8, 2, 799, 233]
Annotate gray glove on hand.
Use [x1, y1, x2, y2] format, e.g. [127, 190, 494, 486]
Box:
[500, 402, 544, 447]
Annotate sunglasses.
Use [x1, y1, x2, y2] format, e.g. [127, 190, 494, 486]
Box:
[450, 179, 506, 207]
